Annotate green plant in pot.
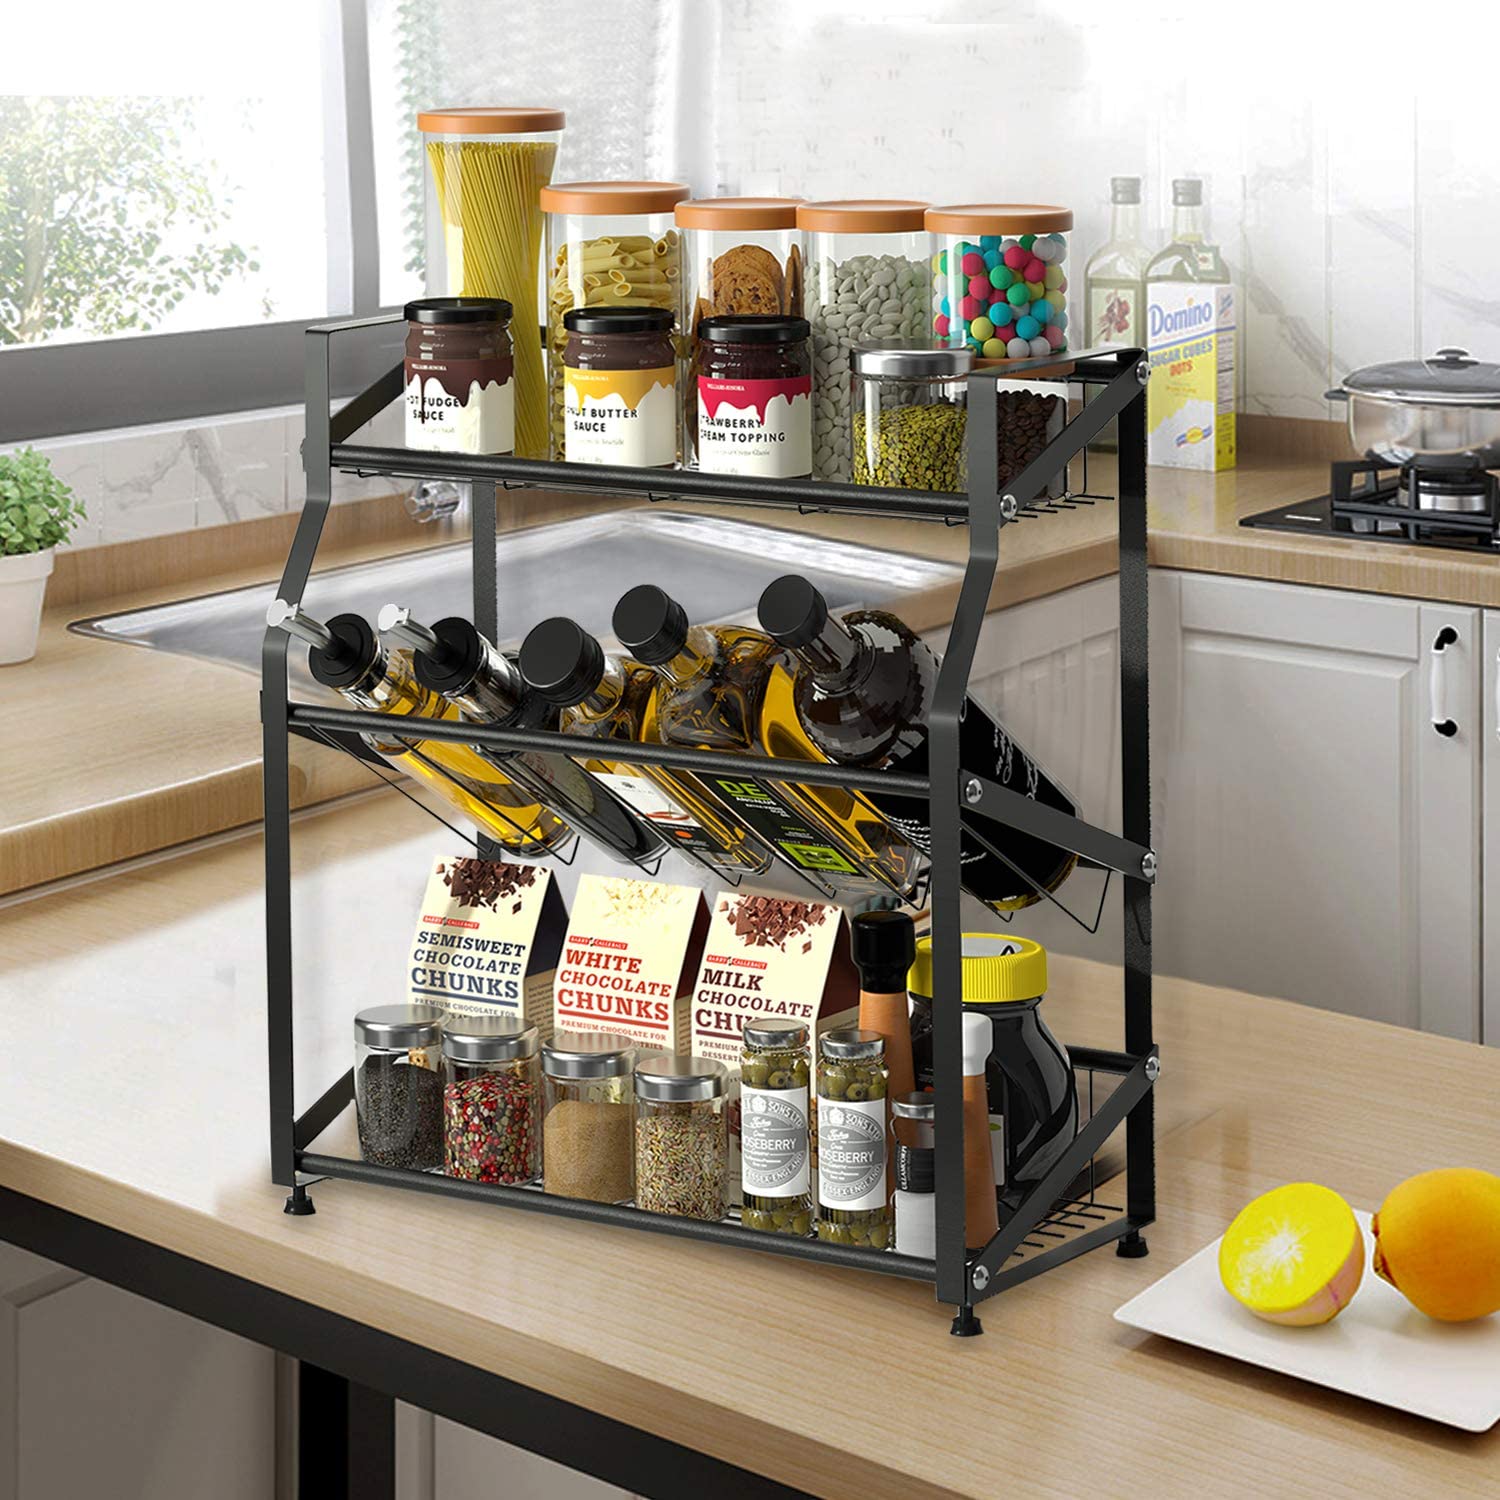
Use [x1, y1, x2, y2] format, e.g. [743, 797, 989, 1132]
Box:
[0, 447, 86, 665]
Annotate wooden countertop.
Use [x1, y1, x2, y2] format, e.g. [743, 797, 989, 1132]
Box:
[1, 789, 1495, 1496]
[6, 452, 1500, 898]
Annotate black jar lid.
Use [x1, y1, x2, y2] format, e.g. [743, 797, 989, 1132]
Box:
[698, 315, 810, 345]
[404, 296, 513, 325]
[563, 306, 674, 335]
[518, 617, 606, 706]
[612, 584, 689, 666]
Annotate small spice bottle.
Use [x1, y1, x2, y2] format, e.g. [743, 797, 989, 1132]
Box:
[561, 307, 677, 469]
[634, 1054, 728, 1222]
[892, 1092, 936, 1259]
[739, 1019, 812, 1237]
[354, 1005, 445, 1171]
[404, 297, 516, 455]
[541, 1029, 636, 1204]
[693, 315, 813, 478]
[440, 1015, 541, 1185]
[815, 1029, 890, 1249]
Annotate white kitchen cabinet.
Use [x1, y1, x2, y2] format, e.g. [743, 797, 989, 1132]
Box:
[1483, 610, 1500, 1048]
[1158, 573, 1480, 1040]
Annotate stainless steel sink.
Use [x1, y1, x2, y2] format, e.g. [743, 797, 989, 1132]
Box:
[71, 511, 961, 688]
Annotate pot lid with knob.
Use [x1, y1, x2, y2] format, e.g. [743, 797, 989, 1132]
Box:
[1330, 348, 1500, 407]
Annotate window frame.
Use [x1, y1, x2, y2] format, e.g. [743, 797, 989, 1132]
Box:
[0, 0, 395, 443]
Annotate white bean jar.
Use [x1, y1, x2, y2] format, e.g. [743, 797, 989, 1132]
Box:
[797, 200, 931, 482]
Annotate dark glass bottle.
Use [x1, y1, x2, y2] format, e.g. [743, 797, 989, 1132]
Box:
[376, 606, 663, 870]
[517, 616, 775, 879]
[757, 575, 1078, 914]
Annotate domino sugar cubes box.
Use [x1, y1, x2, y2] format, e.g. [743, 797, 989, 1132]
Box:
[1145, 283, 1236, 470]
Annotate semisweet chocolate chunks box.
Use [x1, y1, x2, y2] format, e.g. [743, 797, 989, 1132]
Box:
[407, 856, 568, 1035]
[552, 875, 709, 1056]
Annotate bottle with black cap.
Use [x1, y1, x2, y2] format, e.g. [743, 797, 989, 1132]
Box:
[517, 616, 775, 878]
[611, 583, 894, 904]
[756, 575, 1078, 914]
[265, 599, 571, 856]
[375, 605, 663, 870]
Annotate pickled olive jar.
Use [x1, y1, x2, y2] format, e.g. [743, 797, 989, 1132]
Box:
[634, 1055, 728, 1222]
[441, 1015, 541, 1185]
[561, 306, 676, 468]
[925, 204, 1072, 363]
[541, 1029, 636, 1204]
[739, 1019, 812, 1236]
[851, 345, 971, 493]
[354, 1005, 444, 1171]
[815, 1029, 891, 1249]
[404, 297, 515, 456]
[693, 315, 813, 478]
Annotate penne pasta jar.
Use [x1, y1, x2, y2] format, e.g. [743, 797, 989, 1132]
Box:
[419, 106, 566, 459]
[540, 180, 691, 459]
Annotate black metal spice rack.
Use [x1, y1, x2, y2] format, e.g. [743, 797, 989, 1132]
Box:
[263, 317, 1158, 1335]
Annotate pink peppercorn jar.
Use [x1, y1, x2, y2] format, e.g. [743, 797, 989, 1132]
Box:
[441, 1015, 542, 1184]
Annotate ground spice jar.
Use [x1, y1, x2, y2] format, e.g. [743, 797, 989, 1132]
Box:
[634, 1054, 728, 1222]
[354, 1005, 445, 1171]
[561, 307, 677, 468]
[851, 345, 971, 492]
[405, 297, 516, 455]
[541, 1029, 636, 1203]
[441, 1014, 542, 1185]
[739, 1019, 812, 1236]
[815, 1029, 890, 1248]
[694, 316, 812, 478]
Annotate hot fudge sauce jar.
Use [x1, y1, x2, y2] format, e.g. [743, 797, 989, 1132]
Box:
[561, 307, 676, 468]
[404, 297, 515, 455]
[693, 315, 812, 478]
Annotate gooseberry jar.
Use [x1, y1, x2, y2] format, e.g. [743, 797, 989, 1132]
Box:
[440, 1015, 542, 1185]
[739, 1019, 812, 1236]
[815, 1028, 890, 1249]
[796, 200, 931, 480]
[925, 205, 1072, 363]
[539, 180, 690, 457]
[851, 345, 971, 492]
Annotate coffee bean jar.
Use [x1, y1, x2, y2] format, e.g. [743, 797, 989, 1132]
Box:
[634, 1054, 728, 1222]
[354, 1005, 445, 1171]
[851, 345, 971, 493]
[441, 1014, 542, 1185]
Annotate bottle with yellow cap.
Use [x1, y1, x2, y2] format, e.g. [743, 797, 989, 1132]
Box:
[907, 933, 1077, 1204]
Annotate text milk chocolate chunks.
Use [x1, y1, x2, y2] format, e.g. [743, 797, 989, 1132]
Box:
[407, 856, 567, 1029]
[552, 875, 709, 1055]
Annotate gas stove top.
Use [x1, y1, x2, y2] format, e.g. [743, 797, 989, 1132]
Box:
[1242, 458, 1500, 552]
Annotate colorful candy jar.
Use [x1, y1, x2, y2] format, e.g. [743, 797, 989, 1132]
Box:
[925, 205, 1072, 363]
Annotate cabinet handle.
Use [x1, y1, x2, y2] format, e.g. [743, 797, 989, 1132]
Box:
[1430, 626, 1459, 737]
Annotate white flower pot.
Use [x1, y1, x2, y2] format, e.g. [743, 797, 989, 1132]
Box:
[0, 548, 55, 665]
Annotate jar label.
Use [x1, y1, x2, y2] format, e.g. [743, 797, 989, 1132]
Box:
[817, 1094, 886, 1212]
[701, 776, 859, 876]
[564, 366, 675, 467]
[588, 769, 723, 861]
[405, 359, 515, 454]
[741, 1083, 809, 1197]
[1087, 284, 1140, 347]
[697, 375, 812, 477]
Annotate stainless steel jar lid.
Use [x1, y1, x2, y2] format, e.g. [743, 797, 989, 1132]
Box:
[354, 1004, 444, 1049]
[441, 1014, 538, 1063]
[819, 1027, 886, 1061]
[542, 1029, 636, 1079]
[892, 1092, 936, 1120]
[634, 1054, 726, 1102]
[852, 344, 973, 378]
[1341, 348, 1500, 407]
[743, 1019, 809, 1051]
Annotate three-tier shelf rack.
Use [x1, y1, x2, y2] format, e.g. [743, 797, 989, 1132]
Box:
[263, 317, 1159, 1336]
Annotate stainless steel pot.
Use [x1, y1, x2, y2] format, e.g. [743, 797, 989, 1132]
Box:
[1327, 348, 1500, 467]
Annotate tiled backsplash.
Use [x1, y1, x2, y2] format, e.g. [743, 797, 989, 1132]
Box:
[16, 401, 408, 552]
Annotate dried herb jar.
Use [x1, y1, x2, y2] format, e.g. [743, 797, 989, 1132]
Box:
[542, 1029, 636, 1204]
[354, 1005, 445, 1171]
[815, 1029, 890, 1249]
[739, 1019, 812, 1236]
[441, 1015, 541, 1185]
[634, 1054, 728, 1222]
[851, 345, 971, 493]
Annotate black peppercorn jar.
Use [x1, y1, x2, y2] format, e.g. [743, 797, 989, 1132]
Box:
[907, 934, 1077, 1205]
[354, 1004, 445, 1170]
[693, 315, 812, 478]
[561, 306, 677, 468]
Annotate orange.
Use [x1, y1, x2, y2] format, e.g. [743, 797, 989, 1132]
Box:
[1372, 1168, 1500, 1323]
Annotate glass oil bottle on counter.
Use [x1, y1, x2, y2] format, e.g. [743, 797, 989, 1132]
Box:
[376, 606, 664, 870]
[757, 575, 1078, 914]
[1146, 176, 1230, 286]
[517, 615, 778, 881]
[1084, 175, 1151, 354]
[611, 584, 916, 906]
[267, 600, 573, 858]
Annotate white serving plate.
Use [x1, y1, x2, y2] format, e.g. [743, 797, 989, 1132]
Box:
[1114, 1211, 1500, 1431]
